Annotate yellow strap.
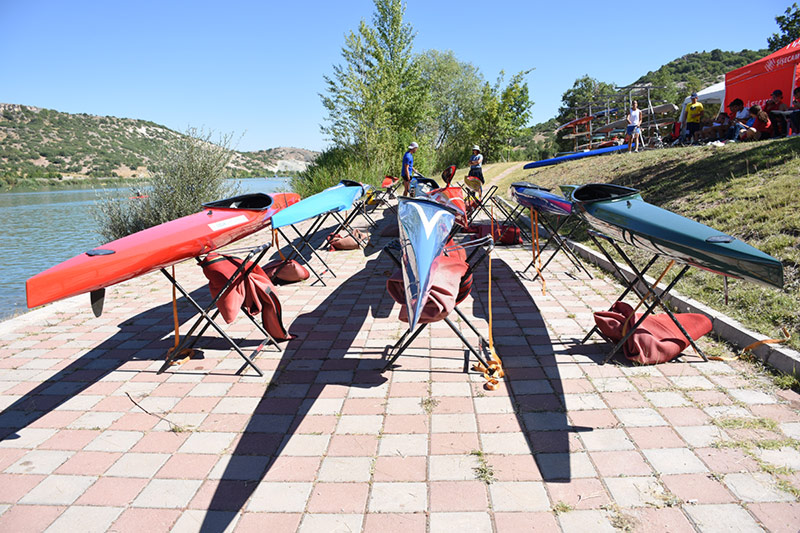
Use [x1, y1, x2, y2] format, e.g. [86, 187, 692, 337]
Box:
[708, 327, 791, 361]
[530, 208, 545, 295]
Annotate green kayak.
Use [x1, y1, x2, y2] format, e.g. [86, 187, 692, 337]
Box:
[571, 184, 783, 289]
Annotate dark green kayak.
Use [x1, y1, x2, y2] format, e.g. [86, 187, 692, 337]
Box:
[571, 184, 784, 289]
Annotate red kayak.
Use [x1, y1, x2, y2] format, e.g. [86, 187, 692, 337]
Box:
[26, 192, 300, 309]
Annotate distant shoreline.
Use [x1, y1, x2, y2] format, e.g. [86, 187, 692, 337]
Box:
[1, 175, 292, 194]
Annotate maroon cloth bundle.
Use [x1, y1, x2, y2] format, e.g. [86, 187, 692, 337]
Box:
[262, 259, 309, 284]
[472, 223, 522, 245]
[386, 246, 469, 324]
[200, 253, 293, 341]
[593, 301, 712, 365]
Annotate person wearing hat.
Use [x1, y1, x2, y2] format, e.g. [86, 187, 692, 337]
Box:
[685, 92, 704, 143]
[465, 145, 484, 193]
[763, 89, 788, 137]
[401, 142, 418, 196]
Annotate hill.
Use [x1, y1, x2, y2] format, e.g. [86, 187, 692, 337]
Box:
[635, 48, 768, 88]
[492, 138, 800, 352]
[0, 104, 319, 188]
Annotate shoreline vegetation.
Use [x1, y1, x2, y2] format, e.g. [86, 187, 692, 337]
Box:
[0, 174, 291, 194]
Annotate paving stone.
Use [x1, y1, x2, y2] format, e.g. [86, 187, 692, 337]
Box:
[132, 479, 203, 508]
[378, 433, 428, 456]
[557, 509, 616, 533]
[580, 428, 635, 451]
[6, 449, 73, 474]
[429, 454, 480, 481]
[488, 481, 550, 512]
[683, 503, 764, 532]
[368, 482, 427, 512]
[645, 391, 689, 407]
[723, 472, 795, 502]
[613, 408, 667, 427]
[754, 446, 800, 470]
[318, 456, 373, 482]
[642, 448, 708, 474]
[536, 452, 596, 480]
[429, 512, 492, 533]
[44, 505, 123, 533]
[20, 475, 96, 505]
[728, 389, 778, 405]
[247, 482, 313, 512]
[604, 476, 665, 507]
[674, 425, 730, 447]
[431, 413, 477, 433]
[747, 502, 800, 533]
[105, 452, 170, 478]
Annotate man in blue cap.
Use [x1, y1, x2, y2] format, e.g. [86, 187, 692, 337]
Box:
[401, 142, 418, 196]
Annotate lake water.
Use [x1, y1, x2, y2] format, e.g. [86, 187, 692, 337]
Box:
[0, 178, 291, 322]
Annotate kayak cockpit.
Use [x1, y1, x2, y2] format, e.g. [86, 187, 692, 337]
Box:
[572, 184, 640, 203]
[203, 193, 275, 210]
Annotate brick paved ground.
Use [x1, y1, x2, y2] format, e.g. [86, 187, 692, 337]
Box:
[1, 201, 799, 532]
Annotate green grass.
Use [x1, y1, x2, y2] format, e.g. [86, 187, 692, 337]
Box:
[492, 138, 800, 351]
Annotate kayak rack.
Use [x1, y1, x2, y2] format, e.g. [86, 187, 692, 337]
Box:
[275, 212, 339, 286]
[517, 210, 593, 282]
[157, 243, 281, 377]
[462, 184, 499, 227]
[489, 197, 531, 243]
[580, 230, 708, 365]
[381, 235, 497, 373]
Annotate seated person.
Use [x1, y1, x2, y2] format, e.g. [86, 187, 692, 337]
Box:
[700, 112, 730, 141]
[738, 105, 772, 141]
[763, 89, 789, 137]
[726, 99, 750, 140]
[790, 87, 800, 136]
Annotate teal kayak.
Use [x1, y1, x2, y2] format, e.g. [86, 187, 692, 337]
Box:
[271, 180, 365, 229]
[571, 184, 784, 289]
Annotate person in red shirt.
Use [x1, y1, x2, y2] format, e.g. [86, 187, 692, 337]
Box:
[738, 105, 772, 141]
[763, 89, 789, 137]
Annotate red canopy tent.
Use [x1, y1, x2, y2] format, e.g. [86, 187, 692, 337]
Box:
[725, 38, 800, 108]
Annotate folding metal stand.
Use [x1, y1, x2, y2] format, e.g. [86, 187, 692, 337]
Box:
[381, 236, 497, 373]
[489, 197, 531, 242]
[580, 230, 708, 365]
[324, 199, 373, 248]
[463, 185, 498, 226]
[366, 177, 402, 217]
[518, 211, 592, 281]
[157, 244, 283, 377]
[275, 212, 338, 286]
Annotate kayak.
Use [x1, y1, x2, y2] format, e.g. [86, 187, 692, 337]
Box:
[26, 192, 300, 309]
[570, 184, 784, 289]
[524, 144, 629, 169]
[429, 186, 467, 226]
[271, 180, 365, 229]
[397, 197, 457, 330]
[511, 182, 572, 217]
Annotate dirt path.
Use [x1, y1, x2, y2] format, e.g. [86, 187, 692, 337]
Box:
[485, 161, 525, 190]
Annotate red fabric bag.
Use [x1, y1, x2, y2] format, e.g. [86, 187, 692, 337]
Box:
[200, 253, 293, 341]
[593, 301, 712, 365]
[327, 228, 366, 251]
[262, 259, 309, 284]
[386, 249, 469, 324]
[474, 223, 522, 245]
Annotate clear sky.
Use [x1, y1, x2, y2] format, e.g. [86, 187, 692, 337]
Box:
[0, 0, 790, 152]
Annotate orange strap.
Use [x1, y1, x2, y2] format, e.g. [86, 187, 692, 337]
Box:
[166, 265, 195, 365]
[530, 208, 545, 295]
[473, 206, 504, 390]
[273, 228, 286, 261]
[708, 327, 791, 361]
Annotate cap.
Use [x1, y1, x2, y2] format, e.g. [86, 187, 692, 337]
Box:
[691, 92, 698, 98]
[772, 89, 783, 97]
[472, 145, 480, 151]
[408, 142, 418, 150]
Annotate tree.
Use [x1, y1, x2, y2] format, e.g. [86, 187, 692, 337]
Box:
[320, 0, 426, 168]
[769, 3, 800, 51]
[557, 75, 617, 123]
[469, 70, 534, 163]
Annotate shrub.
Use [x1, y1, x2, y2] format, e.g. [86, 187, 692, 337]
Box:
[291, 146, 385, 198]
[94, 127, 239, 241]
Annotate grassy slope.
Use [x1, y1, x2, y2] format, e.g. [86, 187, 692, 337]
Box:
[488, 139, 800, 351]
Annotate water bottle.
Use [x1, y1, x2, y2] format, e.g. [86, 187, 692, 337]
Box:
[409, 177, 418, 198]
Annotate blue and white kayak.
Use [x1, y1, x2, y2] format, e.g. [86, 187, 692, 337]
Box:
[523, 144, 629, 169]
[271, 180, 366, 229]
[511, 182, 572, 217]
[397, 196, 457, 330]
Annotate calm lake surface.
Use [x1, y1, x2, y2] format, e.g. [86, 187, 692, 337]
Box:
[0, 178, 291, 322]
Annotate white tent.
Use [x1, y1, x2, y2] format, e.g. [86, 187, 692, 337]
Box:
[679, 81, 726, 124]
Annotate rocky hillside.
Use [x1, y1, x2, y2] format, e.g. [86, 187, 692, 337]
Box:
[0, 104, 319, 187]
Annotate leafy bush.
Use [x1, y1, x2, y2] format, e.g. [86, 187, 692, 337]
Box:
[94, 128, 239, 241]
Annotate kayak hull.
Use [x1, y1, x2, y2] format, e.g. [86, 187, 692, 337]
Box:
[26, 192, 300, 308]
[271, 180, 365, 229]
[524, 144, 629, 169]
[397, 197, 457, 331]
[571, 184, 783, 289]
[511, 182, 572, 217]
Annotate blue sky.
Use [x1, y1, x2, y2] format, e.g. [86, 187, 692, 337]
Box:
[0, 0, 790, 152]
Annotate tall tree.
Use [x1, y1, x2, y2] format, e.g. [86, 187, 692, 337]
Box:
[470, 70, 534, 163]
[768, 3, 800, 51]
[320, 0, 425, 167]
[557, 75, 617, 122]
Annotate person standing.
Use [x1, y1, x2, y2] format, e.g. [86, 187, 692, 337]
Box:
[626, 100, 643, 152]
[465, 145, 484, 192]
[401, 142, 418, 196]
[684, 92, 704, 143]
